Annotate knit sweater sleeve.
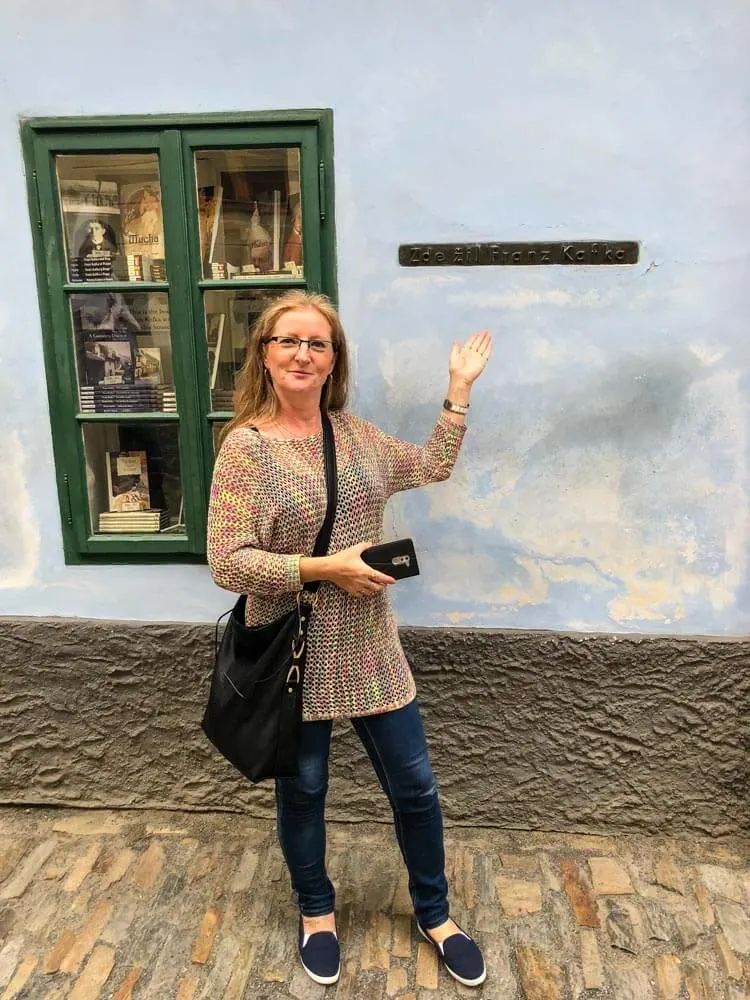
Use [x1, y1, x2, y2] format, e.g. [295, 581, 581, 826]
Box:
[207, 429, 302, 597]
[360, 410, 467, 497]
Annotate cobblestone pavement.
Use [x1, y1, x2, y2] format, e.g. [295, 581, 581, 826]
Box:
[0, 808, 747, 999]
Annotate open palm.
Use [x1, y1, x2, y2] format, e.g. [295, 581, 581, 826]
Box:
[449, 330, 493, 384]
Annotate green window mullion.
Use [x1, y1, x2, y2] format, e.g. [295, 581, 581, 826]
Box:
[299, 128, 323, 292]
[179, 132, 217, 509]
[159, 129, 208, 553]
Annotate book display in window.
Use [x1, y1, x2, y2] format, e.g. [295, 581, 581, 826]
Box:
[195, 149, 304, 279]
[60, 180, 124, 282]
[120, 182, 166, 282]
[83, 422, 183, 536]
[99, 449, 167, 532]
[72, 292, 176, 413]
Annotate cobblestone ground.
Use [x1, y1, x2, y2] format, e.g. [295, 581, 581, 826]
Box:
[0, 808, 747, 999]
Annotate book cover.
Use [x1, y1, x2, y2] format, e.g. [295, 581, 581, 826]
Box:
[59, 179, 120, 215]
[73, 292, 142, 333]
[82, 332, 137, 387]
[60, 180, 125, 281]
[206, 313, 225, 392]
[105, 451, 151, 512]
[134, 346, 162, 385]
[119, 182, 165, 278]
[198, 185, 223, 264]
[272, 189, 281, 272]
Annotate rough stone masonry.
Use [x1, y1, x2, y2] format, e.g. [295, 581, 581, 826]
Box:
[0, 617, 747, 838]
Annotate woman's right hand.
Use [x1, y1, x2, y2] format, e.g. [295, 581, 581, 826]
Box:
[324, 542, 396, 597]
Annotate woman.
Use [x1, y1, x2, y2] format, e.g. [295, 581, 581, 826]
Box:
[207, 290, 492, 988]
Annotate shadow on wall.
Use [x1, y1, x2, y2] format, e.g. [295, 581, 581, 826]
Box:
[527, 348, 706, 458]
[412, 341, 748, 632]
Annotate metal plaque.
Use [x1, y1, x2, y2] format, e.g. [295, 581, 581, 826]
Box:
[399, 241, 639, 267]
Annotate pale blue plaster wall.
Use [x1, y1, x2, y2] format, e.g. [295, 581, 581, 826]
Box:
[0, 0, 748, 633]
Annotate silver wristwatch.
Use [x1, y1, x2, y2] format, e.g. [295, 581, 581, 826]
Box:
[442, 398, 470, 415]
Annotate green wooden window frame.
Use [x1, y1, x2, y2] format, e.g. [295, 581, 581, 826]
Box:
[21, 111, 337, 564]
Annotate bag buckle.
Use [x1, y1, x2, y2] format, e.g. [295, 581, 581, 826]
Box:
[286, 661, 302, 685]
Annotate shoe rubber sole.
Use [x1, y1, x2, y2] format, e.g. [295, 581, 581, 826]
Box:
[417, 923, 487, 987]
[299, 957, 340, 986]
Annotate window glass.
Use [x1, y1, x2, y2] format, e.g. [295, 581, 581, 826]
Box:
[56, 153, 166, 283]
[194, 149, 303, 280]
[70, 292, 175, 414]
[203, 288, 285, 411]
[82, 423, 185, 535]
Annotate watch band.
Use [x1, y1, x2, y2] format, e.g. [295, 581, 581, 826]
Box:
[443, 398, 470, 415]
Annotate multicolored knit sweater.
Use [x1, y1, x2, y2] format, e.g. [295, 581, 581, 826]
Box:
[207, 409, 466, 721]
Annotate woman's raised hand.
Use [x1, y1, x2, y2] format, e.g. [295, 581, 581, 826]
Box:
[324, 542, 396, 598]
[449, 330, 493, 385]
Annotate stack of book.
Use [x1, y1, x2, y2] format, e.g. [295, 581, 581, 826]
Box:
[161, 388, 177, 412]
[210, 262, 227, 280]
[98, 509, 169, 533]
[126, 255, 167, 282]
[79, 385, 165, 413]
[79, 384, 178, 413]
[150, 259, 166, 281]
[211, 389, 234, 410]
[127, 254, 145, 281]
[69, 253, 115, 282]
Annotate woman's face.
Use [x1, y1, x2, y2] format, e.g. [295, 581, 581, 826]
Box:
[263, 307, 336, 400]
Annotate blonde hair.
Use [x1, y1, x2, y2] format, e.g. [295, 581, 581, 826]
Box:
[220, 290, 350, 444]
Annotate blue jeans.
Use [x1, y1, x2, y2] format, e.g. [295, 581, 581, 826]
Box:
[275, 699, 449, 929]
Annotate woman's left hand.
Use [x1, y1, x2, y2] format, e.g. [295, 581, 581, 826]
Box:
[449, 330, 493, 385]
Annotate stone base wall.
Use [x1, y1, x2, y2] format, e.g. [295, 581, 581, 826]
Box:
[0, 617, 747, 837]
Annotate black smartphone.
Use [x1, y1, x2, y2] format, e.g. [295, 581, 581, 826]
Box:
[361, 538, 420, 580]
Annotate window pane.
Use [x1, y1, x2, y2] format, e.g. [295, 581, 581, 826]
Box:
[56, 154, 166, 283]
[203, 289, 285, 411]
[195, 148, 303, 280]
[82, 422, 185, 535]
[70, 292, 176, 414]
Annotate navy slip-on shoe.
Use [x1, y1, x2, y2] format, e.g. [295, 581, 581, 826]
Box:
[298, 917, 340, 986]
[418, 921, 486, 987]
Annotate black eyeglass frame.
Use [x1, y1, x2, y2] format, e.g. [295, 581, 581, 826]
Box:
[264, 336, 339, 353]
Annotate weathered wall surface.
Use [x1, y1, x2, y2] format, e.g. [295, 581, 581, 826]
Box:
[0, 1, 749, 635]
[1, 617, 746, 838]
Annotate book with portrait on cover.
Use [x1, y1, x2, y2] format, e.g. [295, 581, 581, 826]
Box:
[59, 179, 124, 281]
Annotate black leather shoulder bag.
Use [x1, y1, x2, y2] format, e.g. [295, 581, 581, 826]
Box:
[201, 413, 337, 782]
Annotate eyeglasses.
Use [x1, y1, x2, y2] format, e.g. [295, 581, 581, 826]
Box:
[265, 336, 337, 354]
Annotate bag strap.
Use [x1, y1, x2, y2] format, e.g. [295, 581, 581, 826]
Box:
[303, 412, 338, 595]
